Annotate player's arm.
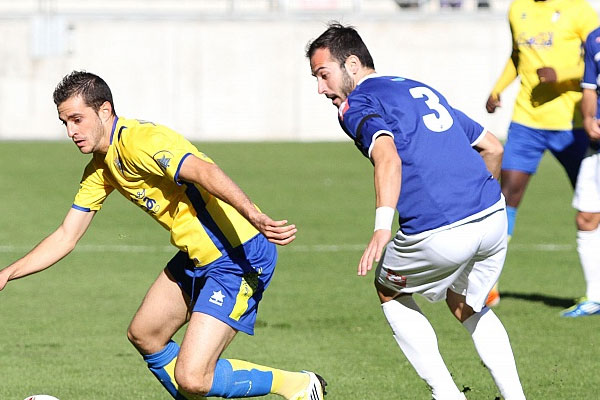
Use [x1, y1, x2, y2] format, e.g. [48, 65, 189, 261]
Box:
[358, 135, 401, 276]
[473, 131, 503, 180]
[178, 154, 297, 245]
[0, 207, 95, 291]
[582, 88, 600, 141]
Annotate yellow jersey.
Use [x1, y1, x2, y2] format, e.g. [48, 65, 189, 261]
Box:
[72, 117, 259, 266]
[492, 0, 598, 129]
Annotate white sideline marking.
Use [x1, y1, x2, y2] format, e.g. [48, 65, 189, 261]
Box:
[0, 243, 574, 253]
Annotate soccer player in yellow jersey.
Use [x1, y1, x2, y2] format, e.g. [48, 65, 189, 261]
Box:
[0, 71, 326, 400]
[485, 0, 598, 306]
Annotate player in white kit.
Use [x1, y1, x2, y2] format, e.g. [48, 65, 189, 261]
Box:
[560, 26, 600, 317]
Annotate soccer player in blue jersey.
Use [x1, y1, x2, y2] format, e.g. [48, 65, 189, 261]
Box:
[306, 23, 526, 400]
[0, 71, 326, 400]
[561, 27, 600, 317]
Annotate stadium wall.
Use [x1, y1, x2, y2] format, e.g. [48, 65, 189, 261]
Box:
[0, 14, 525, 141]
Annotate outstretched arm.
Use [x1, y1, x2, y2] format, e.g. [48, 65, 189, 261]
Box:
[0, 207, 95, 290]
[358, 135, 401, 276]
[178, 154, 297, 245]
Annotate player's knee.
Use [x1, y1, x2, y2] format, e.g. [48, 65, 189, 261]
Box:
[175, 368, 213, 395]
[126, 323, 156, 354]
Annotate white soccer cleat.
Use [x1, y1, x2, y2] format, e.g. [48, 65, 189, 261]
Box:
[292, 371, 327, 400]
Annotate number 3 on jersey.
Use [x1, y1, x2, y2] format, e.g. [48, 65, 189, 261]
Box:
[409, 86, 454, 132]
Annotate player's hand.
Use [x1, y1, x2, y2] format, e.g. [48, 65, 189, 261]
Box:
[250, 212, 297, 246]
[358, 229, 391, 276]
[537, 67, 557, 83]
[583, 117, 600, 141]
[0, 270, 9, 291]
[485, 94, 501, 113]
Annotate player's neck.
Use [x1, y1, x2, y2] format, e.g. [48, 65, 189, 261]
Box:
[355, 68, 376, 86]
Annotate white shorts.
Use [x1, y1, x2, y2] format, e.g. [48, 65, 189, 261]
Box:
[375, 202, 507, 313]
[572, 152, 600, 213]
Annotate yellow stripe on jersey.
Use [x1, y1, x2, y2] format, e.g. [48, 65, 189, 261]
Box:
[73, 117, 259, 266]
[496, 0, 598, 130]
[229, 272, 260, 321]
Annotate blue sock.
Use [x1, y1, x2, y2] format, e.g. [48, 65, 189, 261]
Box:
[143, 341, 187, 399]
[206, 359, 273, 398]
[506, 206, 517, 237]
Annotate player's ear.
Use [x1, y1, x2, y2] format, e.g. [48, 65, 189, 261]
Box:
[99, 101, 112, 122]
[344, 55, 361, 74]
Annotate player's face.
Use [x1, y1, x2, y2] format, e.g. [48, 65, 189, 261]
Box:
[310, 47, 355, 108]
[57, 95, 110, 154]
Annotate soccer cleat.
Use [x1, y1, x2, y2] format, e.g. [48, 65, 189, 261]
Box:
[291, 371, 327, 400]
[485, 284, 500, 307]
[560, 298, 600, 317]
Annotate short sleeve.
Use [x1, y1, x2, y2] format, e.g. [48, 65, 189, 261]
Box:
[127, 125, 208, 185]
[339, 93, 393, 158]
[72, 158, 114, 212]
[452, 108, 486, 145]
[582, 31, 599, 89]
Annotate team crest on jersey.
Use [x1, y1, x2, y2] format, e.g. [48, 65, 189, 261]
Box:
[153, 150, 173, 171]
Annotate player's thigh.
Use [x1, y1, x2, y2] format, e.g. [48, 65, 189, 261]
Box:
[128, 267, 190, 354]
[176, 312, 237, 384]
[376, 227, 479, 302]
[501, 122, 547, 174]
[573, 153, 600, 216]
[450, 210, 507, 312]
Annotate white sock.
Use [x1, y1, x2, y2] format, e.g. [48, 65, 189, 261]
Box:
[463, 308, 526, 400]
[577, 227, 600, 303]
[382, 297, 463, 400]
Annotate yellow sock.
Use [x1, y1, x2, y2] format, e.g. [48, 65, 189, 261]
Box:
[228, 359, 309, 399]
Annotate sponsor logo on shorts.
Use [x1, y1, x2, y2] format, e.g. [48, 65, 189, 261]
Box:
[386, 269, 407, 287]
[209, 290, 225, 306]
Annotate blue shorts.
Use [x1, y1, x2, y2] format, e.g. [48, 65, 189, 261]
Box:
[502, 122, 589, 185]
[166, 234, 277, 335]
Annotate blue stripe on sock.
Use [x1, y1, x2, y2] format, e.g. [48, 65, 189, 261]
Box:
[506, 206, 517, 237]
[207, 359, 273, 398]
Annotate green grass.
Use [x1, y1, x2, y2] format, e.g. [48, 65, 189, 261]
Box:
[0, 141, 597, 399]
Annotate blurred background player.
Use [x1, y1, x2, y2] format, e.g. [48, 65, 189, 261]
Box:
[485, 0, 598, 306]
[0, 71, 326, 400]
[561, 26, 600, 317]
[307, 23, 526, 400]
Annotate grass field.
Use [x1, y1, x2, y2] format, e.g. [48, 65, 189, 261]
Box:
[1, 141, 598, 399]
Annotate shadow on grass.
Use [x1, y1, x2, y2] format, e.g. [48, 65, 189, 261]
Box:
[500, 291, 576, 308]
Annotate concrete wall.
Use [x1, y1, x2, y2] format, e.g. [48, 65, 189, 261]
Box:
[0, 12, 529, 142]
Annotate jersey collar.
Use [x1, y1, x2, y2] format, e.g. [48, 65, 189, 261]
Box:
[109, 116, 120, 145]
[357, 72, 379, 87]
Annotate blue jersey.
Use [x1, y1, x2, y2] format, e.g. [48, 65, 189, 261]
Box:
[582, 26, 600, 119]
[338, 75, 501, 235]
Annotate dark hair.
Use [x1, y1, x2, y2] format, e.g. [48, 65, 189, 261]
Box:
[53, 71, 116, 115]
[305, 21, 375, 69]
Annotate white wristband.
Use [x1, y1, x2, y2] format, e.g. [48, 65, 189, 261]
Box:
[374, 206, 395, 231]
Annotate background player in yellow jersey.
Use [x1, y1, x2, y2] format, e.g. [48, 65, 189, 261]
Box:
[485, 0, 598, 306]
[0, 71, 326, 400]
